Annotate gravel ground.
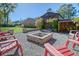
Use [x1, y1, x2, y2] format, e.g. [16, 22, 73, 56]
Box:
[6, 30, 79, 56]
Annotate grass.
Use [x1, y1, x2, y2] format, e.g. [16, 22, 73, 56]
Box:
[0, 26, 22, 33]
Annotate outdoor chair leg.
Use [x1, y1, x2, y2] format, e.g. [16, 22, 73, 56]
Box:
[16, 40, 23, 56]
[18, 44, 23, 56]
[72, 38, 79, 49]
[44, 48, 48, 56]
[13, 36, 16, 39]
[72, 43, 76, 49]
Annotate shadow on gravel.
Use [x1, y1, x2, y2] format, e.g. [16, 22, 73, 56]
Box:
[73, 48, 79, 52]
[6, 48, 19, 56]
[48, 38, 56, 45]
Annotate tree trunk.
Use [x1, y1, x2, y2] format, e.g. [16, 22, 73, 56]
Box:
[6, 14, 9, 26]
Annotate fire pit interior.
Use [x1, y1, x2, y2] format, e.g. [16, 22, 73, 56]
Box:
[27, 31, 53, 44]
[33, 32, 47, 37]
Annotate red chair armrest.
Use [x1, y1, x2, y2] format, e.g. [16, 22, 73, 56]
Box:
[0, 39, 18, 44]
[0, 35, 16, 39]
[68, 39, 79, 45]
[44, 43, 64, 56]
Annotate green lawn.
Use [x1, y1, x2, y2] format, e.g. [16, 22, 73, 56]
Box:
[0, 27, 22, 33]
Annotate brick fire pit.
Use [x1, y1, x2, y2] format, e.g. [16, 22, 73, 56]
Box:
[27, 31, 53, 44]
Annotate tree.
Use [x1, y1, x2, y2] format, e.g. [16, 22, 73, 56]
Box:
[77, 4, 79, 14]
[0, 3, 17, 26]
[47, 8, 53, 12]
[0, 10, 4, 26]
[57, 4, 77, 19]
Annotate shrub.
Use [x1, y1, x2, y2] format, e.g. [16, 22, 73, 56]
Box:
[35, 18, 45, 29]
[47, 18, 58, 31]
[73, 18, 79, 30]
[1, 24, 15, 27]
[24, 25, 36, 28]
[73, 17, 79, 22]
[53, 20, 58, 30]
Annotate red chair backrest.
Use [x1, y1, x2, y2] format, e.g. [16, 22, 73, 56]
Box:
[75, 32, 79, 37]
[65, 37, 79, 48]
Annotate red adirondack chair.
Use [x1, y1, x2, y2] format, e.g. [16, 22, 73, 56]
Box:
[0, 32, 10, 35]
[68, 30, 79, 39]
[68, 31, 79, 48]
[44, 38, 79, 56]
[69, 30, 79, 48]
[0, 39, 23, 56]
[0, 32, 16, 41]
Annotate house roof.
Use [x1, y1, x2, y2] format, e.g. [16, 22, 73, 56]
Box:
[41, 12, 64, 19]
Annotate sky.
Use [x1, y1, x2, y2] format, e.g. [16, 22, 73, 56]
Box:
[9, 3, 79, 21]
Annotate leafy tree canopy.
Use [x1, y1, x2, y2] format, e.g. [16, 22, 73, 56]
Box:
[57, 4, 77, 19]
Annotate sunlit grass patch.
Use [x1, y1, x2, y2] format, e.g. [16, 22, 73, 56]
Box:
[0, 27, 22, 33]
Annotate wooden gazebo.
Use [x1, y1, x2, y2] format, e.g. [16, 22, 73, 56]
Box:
[58, 19, 76, 32]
